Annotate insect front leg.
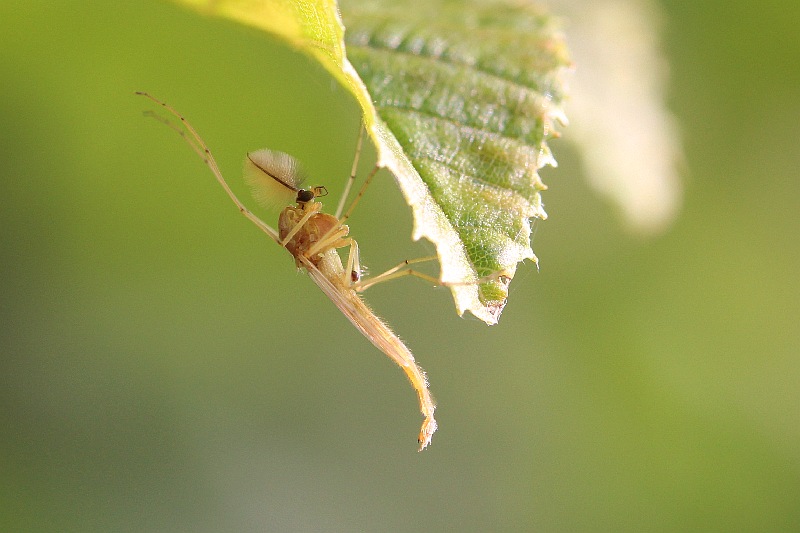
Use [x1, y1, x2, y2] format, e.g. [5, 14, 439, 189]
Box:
[137, 92, 281, 244]
[280, 208, 319, 247]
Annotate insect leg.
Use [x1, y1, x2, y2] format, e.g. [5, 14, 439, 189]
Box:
[337, 164, 380, 225]
[343, 238, 361, 284]
[280, 208, 320, 247]
[334, 125, 365, 219]
[352, 256, 440, 292]
[352, 256, 509, 292]
[310, 158, 378, 255]
[136, 92, 280, 244]
[305, 224, 350, 258]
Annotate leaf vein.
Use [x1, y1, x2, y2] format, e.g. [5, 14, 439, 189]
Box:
[379, 104, 541, 151]
[347, 41, 550, 102]
[414, 151, 530, 202]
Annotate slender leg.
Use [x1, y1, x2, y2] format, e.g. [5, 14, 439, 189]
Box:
[279, 208, 320, 247]
[306, 224, 350, 258]
[343, 238, 361, 284]
[334, 125, 365, 219]
[136, 92, 281, 244]
[338, 164, 380, 225]
[352, 256, 440, 292]
[309, 161, 380, 256]
[352, 256, 508, 292]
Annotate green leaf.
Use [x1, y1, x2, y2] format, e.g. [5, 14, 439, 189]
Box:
[171, 0, 569, 325]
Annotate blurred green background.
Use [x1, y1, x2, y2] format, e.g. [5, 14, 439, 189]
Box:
[1, 1, 798, 531]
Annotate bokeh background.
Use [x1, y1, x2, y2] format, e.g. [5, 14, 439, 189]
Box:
[2, 1, 798, 531]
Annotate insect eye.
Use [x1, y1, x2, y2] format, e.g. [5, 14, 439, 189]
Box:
[296, 189, 315, 203]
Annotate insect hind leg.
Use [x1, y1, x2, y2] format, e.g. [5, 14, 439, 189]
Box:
[352, 256, 509, 292]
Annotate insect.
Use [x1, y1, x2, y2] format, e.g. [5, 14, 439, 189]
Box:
[137, 92, 437, 450]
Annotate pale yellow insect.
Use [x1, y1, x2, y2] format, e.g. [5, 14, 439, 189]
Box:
[137, 92, 437, 450]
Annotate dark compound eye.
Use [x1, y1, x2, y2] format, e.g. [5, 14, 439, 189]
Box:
[296, 189, 315, 203]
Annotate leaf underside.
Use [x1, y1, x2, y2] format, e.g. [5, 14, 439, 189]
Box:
[342, 0, 569, 323]
[172, 0, 569, 324]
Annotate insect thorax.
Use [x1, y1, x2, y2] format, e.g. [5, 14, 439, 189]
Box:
[279, 204, 343, 265]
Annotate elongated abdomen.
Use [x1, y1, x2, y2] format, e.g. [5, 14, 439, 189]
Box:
[300, 253, 437, 450]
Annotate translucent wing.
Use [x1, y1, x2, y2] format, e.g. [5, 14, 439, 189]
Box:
[243, 148, 307, 209]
